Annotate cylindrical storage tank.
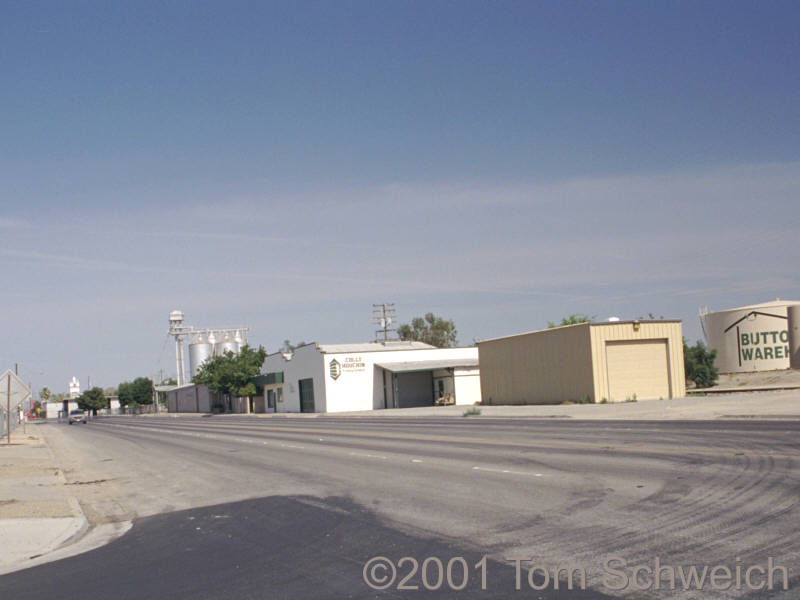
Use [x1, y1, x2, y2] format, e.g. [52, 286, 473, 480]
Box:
[788, 305, 800, 370]
[214, 333, 239, 356]
[700, 300, 800, 373]
[188, 335, 214, 377]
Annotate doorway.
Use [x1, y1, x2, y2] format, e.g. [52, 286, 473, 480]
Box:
[299, 378, 315, 413]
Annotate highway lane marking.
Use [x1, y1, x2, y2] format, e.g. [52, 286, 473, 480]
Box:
[411, 459, 423, 463]
[348, 452, 387, 460]
[473, 466, 544, 477]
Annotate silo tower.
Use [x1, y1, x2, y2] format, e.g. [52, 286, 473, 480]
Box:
[166, 311, 251, 386]
[168, 310, 190, 386]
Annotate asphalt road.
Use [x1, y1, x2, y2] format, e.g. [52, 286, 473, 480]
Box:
[2, 416, 799, 599]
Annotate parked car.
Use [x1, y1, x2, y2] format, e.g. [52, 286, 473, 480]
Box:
[68, 409, 88, 425]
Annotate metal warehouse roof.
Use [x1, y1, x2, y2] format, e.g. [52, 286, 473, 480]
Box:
[478, 320, 681, 344]
[318, 341, 436, 353]
[154, 384, 181, 393]
[158, 383, 195, 392]
[376, 358, 479, 373]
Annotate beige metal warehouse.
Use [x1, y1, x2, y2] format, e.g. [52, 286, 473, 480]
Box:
[478, 320, 686, 404]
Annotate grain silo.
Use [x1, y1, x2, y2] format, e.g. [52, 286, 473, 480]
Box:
[699, 300, 800, 373]
[214, 332, 240, 356]
[188, 334, 214, 377]
[166, 310, 251, 385]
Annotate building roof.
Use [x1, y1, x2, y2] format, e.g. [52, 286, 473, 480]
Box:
[161, 383, 201, 392]
[477, 320, 681, 344]
[719, 299, 800, 312]
[375, 358, 479, 373]
[318, 341, 436, 354]
[154, 385, 181, 393]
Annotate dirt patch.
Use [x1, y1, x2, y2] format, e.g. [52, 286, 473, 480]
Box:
[0, 499, 75, 519]
[715, 369, 800, 388]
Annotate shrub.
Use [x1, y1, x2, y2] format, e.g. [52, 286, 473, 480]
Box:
[462, 407, 481, 417]
[684, 339, 719, 388]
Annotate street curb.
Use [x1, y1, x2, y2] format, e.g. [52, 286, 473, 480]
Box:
[0, 429, 93, 574]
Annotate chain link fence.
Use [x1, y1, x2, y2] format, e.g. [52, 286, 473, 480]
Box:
[1, 401, 25, 440]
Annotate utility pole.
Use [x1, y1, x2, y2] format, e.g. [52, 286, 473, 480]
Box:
[152, 378, 158, 414]
[6, 372, 11, 445]
[372, 303, 397, 342]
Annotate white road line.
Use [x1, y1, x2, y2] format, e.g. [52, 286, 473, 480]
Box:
[472, 466, 543, 477]
[411, 459, 423, 463]
[281, 444, 305, 449]
[348, 452, 387, 460]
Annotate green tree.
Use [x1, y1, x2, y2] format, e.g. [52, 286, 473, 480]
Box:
[39, 387, 51, 402]
[547, 314, 593, 328]
[103, 386, 118, 396]
[132, 377, 153, 404]
[684, 339, 719, 388]
[117, 377, 154, 406]
[397, 313, 458, 348]
[193, 344, 268, 398]
[78, 387, 107, 412]
[117, 381, 133, 406]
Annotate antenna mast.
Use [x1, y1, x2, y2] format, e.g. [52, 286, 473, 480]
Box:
[372, 303, 397, 341]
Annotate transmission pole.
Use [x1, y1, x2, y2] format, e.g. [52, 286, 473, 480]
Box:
[372, 303, 397, 341]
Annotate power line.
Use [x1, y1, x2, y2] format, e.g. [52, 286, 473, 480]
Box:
[372, 303, 397, 342]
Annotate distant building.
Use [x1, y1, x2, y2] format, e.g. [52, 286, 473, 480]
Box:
[165, 384, 213, 413]
[44, 400, 79, 419]
[700, 300, 800, 373]
[478, 320, 686, 404]
[165, 341, 481, 414]
[259, 341, 480, 413]
[68, 376, 80, 399]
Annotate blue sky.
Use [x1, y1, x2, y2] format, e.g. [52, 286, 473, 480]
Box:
[1, 1, 798, 393]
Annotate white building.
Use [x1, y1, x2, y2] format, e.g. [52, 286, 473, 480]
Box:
[260, 341, 481, 413]
[68, 376, 80, 399]
[44, 400, 79, 419]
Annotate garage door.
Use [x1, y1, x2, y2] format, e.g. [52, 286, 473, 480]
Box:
[606, 340, 670, 401]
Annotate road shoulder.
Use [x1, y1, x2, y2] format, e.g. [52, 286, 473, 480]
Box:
[0, 425, 89, 574]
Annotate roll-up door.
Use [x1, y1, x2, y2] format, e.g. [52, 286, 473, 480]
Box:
[606, 340, 670, 401]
